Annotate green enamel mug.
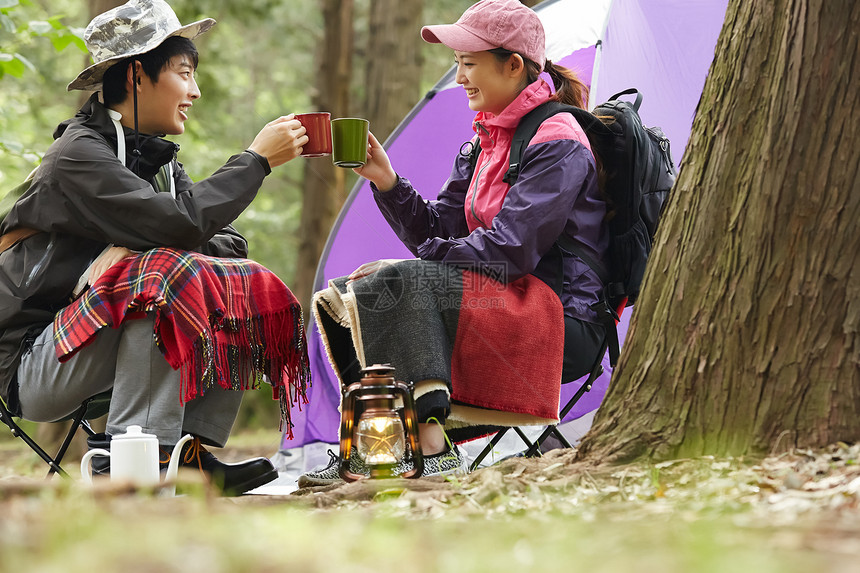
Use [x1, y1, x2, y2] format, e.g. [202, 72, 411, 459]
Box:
[331, 118, 370, 168]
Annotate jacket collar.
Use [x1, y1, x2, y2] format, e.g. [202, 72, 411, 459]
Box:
[54, 93, 179, 181]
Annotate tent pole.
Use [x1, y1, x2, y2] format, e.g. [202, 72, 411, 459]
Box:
[589, 0, 617, 110]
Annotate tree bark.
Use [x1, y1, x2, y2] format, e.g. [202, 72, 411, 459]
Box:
[578, 0, 860, 463]
[293, 0, 355, 316]
[365, 0, 423, 141]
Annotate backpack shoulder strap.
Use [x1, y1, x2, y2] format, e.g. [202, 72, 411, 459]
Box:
[0, 227, 39, 254]
[506, 102, 612, 281]
[556, 234, 609, 285]
[466, 138, 481, 175]
[505, 101, 614, 185]
[505, 101, 572, 185]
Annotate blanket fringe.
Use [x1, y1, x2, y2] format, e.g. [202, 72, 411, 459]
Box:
[53, 248, 312, 435]
[177, 305, 311, 433]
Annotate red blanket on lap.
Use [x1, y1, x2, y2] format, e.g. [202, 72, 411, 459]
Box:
[451, 272, 564, 420]
[53, 248, 310, 436]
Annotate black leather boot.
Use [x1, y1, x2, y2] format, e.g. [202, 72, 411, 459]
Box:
[85, 432, 112, 476]
[171, 437, 278, 496]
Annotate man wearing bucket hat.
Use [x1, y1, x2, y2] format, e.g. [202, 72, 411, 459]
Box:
[0, 0, 309, 495]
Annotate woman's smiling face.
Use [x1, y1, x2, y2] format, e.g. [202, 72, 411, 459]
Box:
[454, 50, 524, 116]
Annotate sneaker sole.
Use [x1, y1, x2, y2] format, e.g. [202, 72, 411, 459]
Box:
[297, 474, 343, 488]
[440, 463, 469, 476]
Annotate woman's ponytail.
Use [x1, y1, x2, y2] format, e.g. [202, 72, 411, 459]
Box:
[544, 59, 588, 109]
[489, 48, 589, 110]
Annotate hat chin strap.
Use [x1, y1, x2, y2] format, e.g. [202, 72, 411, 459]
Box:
[131, 65, 143, 174]
[106, 109, 126, 168]
[108, 65, 176, 198]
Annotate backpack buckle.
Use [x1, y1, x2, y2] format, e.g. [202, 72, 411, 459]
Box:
[503, 163, 520, 185]
[590, 296, 620, 325]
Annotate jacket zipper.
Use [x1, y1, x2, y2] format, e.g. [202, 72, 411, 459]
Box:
[469, 123, 493, 228]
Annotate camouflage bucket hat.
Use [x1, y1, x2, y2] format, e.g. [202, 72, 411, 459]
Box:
[68, 0, 215, 92]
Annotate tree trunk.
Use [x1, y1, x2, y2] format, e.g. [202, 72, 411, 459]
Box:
[293, 0, 355, 316]
[578, 0, 860, 463]
[365, 0, 423, 141]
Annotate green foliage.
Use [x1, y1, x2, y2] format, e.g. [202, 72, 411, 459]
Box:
[0, 0, 475, 430]
[0, 0, 475, 275]
[169, 0, 324, 285]
[0, 0, 87, 183]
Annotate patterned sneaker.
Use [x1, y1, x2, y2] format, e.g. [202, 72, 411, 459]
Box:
[297, 448, 368, 487]
[298, 445, 468, 487]
[395, 445, 469, 478]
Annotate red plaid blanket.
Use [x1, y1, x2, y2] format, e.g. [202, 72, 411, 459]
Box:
[53, 248, 310, 436]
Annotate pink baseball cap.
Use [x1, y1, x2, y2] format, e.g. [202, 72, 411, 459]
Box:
[421, 0, 546, 68]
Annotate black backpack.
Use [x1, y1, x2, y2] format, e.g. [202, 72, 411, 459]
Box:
[468, 88, 677, 363]
[470, 88, 675, 304]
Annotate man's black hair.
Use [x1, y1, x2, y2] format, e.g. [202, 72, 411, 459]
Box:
[102, 36, 199, 107]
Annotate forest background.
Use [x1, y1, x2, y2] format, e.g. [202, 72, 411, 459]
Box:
[0, 0, 489, 428]
[1, 3, 859, 570]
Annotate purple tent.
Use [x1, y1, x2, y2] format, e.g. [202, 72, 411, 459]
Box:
[282, 0, 729, 450]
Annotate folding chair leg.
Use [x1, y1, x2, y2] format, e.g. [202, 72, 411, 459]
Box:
[550, 427, 574, 449]
[0, 403, 67, 477]
[524, 364, 601, 457]
[469, 428, 511, 471]
[12, 422, 69, 478]
[80, 419, 98, 437]
[48, 401, 91, 478]
[512, 427, 536, 450]
[523, 424, 574, 457]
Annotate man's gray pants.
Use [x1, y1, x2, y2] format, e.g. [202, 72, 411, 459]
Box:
[16, 314, 242, 447]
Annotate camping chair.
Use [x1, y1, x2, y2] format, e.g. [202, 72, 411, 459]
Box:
[468, 299, 625, 471]
[0, 391, 111, 478]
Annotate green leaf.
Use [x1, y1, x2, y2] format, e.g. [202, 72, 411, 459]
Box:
[49, 34, 73, 52]
[14, 52, 35, 73]
[27, 20, 51, 34]
[0, 138, 25, 154]
[68, 26, 86, 46]
[0, 0, 20, 10]
[47, 15, 65, 30]
[62, 31, 87, 53]
[0, 13, 14, 33]
[0, 55, 25, 77]
[0, 52, 33, 77]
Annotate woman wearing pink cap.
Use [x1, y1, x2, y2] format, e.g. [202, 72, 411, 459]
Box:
[303, 0, 608, 485]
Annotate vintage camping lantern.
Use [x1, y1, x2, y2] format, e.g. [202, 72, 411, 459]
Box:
[339, 364, 423, 480]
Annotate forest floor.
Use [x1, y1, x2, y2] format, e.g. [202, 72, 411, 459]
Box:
[0, 428, 858, 573]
